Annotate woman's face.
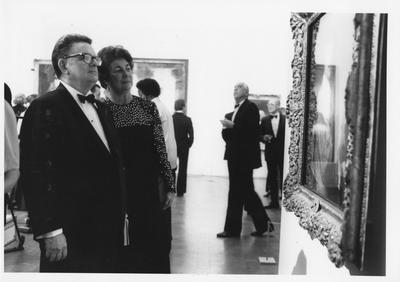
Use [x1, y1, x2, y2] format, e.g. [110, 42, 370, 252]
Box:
[107, 58, 133, 94]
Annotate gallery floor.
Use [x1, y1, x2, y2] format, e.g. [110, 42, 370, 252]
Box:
[4, 175, 281, 274]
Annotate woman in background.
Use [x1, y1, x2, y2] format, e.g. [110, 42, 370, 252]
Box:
[98, 45, 175, 273]
[4, 83, 20, 194]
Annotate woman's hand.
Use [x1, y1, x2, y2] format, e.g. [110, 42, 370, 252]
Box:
[163, 192, 175, 210]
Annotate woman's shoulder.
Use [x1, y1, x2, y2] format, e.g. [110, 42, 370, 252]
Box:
[132, 95, 156, 111]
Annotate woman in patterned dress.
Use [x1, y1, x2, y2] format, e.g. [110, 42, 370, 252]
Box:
[97, 46, 175, 273]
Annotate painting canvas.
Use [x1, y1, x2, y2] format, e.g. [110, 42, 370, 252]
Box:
[248, 94, 281, 120]
[132, 58, 188, 113]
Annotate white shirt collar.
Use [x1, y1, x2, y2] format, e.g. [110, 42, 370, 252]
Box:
[60, 81, 90, 104]
[270, 111, 280, 118]
[236, 98, 246, 108]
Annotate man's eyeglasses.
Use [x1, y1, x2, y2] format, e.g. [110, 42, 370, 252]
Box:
[63, 53, 102, 66]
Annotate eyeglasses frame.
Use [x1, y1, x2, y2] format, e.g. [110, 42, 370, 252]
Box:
[62, 52, 102, 66]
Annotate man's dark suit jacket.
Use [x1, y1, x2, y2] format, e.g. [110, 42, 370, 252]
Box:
[260, 112, 286, 163]
[222, 99, 261, 169]
[19, 84, 125, 271]
[172, 112, 194, 150]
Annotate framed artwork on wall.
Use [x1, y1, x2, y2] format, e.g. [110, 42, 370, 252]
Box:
[284, 12, 386, 274]
[132, 58, 189, 113]
[33, 59, 59, 96]
[248, 94, 281, 120]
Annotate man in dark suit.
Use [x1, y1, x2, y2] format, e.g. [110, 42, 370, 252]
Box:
[172, 99, 194, 197]
[19, 34, 126, 272]
[260, 100, 286, 209]
[217, 82, 273, 238]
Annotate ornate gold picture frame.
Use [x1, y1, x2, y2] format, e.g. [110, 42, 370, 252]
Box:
[283, 12, 386, 272]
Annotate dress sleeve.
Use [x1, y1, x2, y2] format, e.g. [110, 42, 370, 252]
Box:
[150, 103, 175, 193]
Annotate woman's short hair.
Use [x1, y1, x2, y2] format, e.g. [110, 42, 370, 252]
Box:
[97, 46, 133, 89]
[51, 34, 92, 78]
[136, 78, 161, 97]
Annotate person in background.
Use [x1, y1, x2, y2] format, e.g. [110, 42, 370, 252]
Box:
[90, 84, 104, 102]
[260, 99, 286, 209]
[217, 82, 273, 238]
[172, 99, 194, 197]
[137, 78, 177, 174]
[98, 45, 175, 273]
[25, 94, 38, 108]
[19, 34, 126, 272]
[12, 93, 27, 118]
[12, 93, 27, 135]
[4, 83, 20, 194]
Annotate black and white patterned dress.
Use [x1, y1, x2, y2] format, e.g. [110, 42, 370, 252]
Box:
[105, 95, 174, 256]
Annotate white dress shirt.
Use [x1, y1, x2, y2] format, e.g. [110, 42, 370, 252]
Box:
[232, 99, 246, 122]
[152, 97, 177, 170]
[62, 81, 110, 152]
[36, 81, 110, 240]
[271, 112, 280, 137]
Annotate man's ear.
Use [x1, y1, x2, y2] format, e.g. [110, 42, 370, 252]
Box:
[58, 58, 69, 75]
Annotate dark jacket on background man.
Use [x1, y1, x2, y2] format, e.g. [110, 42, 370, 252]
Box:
[221, 99, 268, 235]
[222, 100, 261, 169]
[260, 112, 286, 207]
[172, 111, 194, 196]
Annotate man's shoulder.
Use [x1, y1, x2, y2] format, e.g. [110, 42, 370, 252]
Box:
[174, 112, 190, 119]
[238, 99, 257, 112]
[35, 85, 66, 103]
[26, 86, 68, 117]
[128, 95, 159, 117]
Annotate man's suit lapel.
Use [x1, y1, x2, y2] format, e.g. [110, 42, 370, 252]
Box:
[95, 103, 120, 158]
[57, 84, 111, 157]
[277, 113, 285, 139]
[266, 116, 273, 135]
[233, 99, 248, 123]
[225, 112, 234, 121]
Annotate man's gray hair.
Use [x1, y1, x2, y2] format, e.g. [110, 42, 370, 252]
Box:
[236, 82, 249, 95]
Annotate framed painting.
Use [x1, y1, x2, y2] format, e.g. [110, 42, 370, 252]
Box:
[132, 58, 189, 113]
[248, 93, 281, 120]
[284, 12, 386, 273]
[33, 59, 59, 96]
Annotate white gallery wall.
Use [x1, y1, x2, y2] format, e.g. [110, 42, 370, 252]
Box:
[3, 1, 399, 279]
[1, 0, 293, 177]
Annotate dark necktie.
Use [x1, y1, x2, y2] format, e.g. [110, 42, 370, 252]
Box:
[234, 104, 239, 109]
[271, 114, 277, 119]
[77, 94, 96, 104]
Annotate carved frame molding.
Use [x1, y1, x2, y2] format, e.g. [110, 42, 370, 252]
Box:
[283, 13, 378, 269]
